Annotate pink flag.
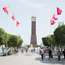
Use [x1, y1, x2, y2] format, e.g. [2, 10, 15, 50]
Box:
[50, 19, 56, 25]
[11, 16, 16, 21]
[57, 0, 62, 2]
[57, 7, 62, 15]
[3, 5, 9, 14]
[16, 21, 20, 27]
[52, 14, 58, 20]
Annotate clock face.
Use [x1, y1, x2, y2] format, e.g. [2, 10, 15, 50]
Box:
[31, 16, 36, 22]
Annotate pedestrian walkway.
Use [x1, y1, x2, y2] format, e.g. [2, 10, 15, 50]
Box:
[0, 51, 65, 65]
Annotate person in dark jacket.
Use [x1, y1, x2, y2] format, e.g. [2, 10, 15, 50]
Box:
[57, 50, 61, 61]
[48, 48, 53, 59]
[63, 49, 65, 59]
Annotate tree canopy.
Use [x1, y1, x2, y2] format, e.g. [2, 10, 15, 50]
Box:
[54, 25, 65, 47]
[42, 35, 55, 47]
[0, 28, 23, 48]
[42, 24, 65, 47]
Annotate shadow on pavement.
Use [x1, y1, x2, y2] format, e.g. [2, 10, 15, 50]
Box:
[35, 56, 65, 65]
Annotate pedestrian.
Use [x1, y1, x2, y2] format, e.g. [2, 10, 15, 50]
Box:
[26, 48, 28, 53]
[48, 48, 53, 59]
[40, 48, 44, 61]
[63, 49, 65, 59]
[57, 50, 61, 61]
[21, 48, 24, 53]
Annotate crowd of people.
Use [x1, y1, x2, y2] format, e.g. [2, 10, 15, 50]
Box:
[20, 46, 65, 61]
[21, 47, 36, 53]
[39, 47, 65, 61]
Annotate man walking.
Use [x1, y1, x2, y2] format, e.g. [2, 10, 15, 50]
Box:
[40, 48, 44, 61]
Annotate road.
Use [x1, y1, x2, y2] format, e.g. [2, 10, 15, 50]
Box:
[0, 51, 65, 65]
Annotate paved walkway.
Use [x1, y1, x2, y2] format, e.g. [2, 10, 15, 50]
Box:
[0, 51, 65, 65]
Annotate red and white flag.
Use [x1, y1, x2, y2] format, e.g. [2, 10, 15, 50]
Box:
[16, 21, 20, 27]
[50, 19, 56, 25]
[11, 15, 16, 21]
[3, 5, 9, 14]
[57, 7, 62, 15]
[52, 14, 58, 20]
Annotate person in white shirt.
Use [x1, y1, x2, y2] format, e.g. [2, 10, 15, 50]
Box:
[40, 48, 44, 61]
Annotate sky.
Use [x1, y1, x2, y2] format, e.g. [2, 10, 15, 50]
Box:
[0, 0, 65, 46]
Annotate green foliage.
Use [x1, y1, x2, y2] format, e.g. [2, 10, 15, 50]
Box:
[7, 35, 17, 47]
[54, 25, 65, 46]
[8, 35, 23, 48]
[42, 24, 65, 47]
[0, 28, 23, 48]
[17, 36, 23, 48]
[42, 37, 50, 46]
[42, 35, 55, 47]
[0, 28, 5, 45]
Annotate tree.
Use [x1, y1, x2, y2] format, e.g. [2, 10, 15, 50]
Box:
[7, 35, 18, 47]
[8, 34, 23, 49]
[0, 28, 6, 55]
[54, 24, 65, 47]
[17, 36, 23, 48]
[42, 37, 50, 46]
[0, 28, 5, 45]
[42, 35, 55, 47]
[0, 27, 23, 54]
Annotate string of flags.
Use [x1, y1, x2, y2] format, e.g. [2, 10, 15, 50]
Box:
[1, 1, 63, 26]
[50, 7, 62, 25]
[2, 5, 20, 27]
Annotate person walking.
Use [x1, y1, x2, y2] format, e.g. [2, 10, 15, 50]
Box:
[48, 48, 53, 59]
[63, 49, 65, 59]
[40, 48, 44, 61]
[21, 49, 24, 53]
[57, 50, 61, 61]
